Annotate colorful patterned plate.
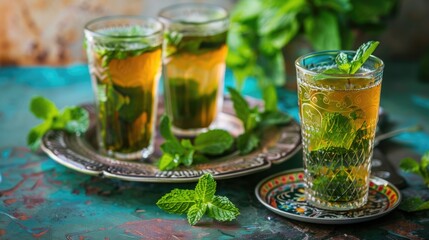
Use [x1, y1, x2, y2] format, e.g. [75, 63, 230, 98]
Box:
[255, 169, 401, 224]
[41, 98, 302, 183]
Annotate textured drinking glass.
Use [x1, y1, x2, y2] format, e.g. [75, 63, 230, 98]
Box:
[295, 51, 384, 210]
[84, 16, 163, 160]
[159, 3, 229, 136]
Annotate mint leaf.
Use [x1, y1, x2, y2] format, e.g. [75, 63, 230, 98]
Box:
[158, 153, 180, 171]
[400, 158, 420, 175]
[157, 173, 239, 226]
[180, 139, 194, 149]
[165, 31, 183, 46]
[158, 117, 232, 170]
[207, 196, 240, 222]
[158, 115, 197, 170]
[237, 132, 260, 154]
[187, 203, 207, 225]
[314, 41, 380, 80]
[335, 52, 351, 73]
[227, 87, 250, 124]
[260, 111, 292, 128]
[160, 115, 175, 140]
[246, 108, 261, 131]
[160, 141, 186, 156]
[179, 140, 195, 167]
[195, 173, 216, 202]
[313, 112, 355, 150]
[350, 41, 379, 74]
[194, 130, 234, 155]
[30, 96, 59, 119]
[27, 121, 52, 151]
[262, 84, 278, 112]
[58, 107, 89, 134]
[156, 189, 196, 214]
[400, 152, 429, 187]
[28, 97, 89, 151]
[228, 87, 291, 155]
[181, 149, 195, 167]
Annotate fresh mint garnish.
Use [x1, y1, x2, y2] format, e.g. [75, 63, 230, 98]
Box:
[336, 52, 351, 72]
[156, 173, 239, 225]
[400, 151, 429, 188]
[350, 41, 380, 74]
[315, 41, 380, 80]
[157, 115, 233, 170]
[227, 87, 292, 154]
[27, 96, 89, 151]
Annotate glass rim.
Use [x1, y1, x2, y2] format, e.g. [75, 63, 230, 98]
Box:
[158, 3, 229, 25]
[84, 15, 163, 39]
[295, 50, 384, 77]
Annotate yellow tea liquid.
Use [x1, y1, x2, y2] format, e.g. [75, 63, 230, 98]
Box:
[89, 42, 161, 156]
[163, 32, 227, 130]
[298, 73, 381, 208]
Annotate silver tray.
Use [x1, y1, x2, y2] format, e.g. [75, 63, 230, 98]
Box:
[41, 98, 302, 182]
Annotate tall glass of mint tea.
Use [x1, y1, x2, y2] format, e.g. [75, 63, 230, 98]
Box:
[84, 16, 163, 160]
[159, 3, 229, 136]
[295, 48, 384, 210]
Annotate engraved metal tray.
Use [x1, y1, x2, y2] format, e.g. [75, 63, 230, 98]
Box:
[41, 98, 302, 183]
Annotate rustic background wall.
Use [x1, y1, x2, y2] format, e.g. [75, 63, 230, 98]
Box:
[0, 0, 427, 66]
[0, 0, 233, 66]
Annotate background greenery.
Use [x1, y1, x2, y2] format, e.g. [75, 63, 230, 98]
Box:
[226, 0, 398, 105]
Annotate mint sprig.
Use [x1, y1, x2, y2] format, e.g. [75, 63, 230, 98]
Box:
[156, 173, 239, 225]
[158, 116, 233, 170]
[350, 41, 380, 74]
[400, 151, 429, 188]
[27, 96, 89, 151]
[228, 87, 291, 154]
[315, 41, 380, 80]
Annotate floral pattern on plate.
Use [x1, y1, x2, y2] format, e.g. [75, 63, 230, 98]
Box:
[255, 169, 401, 224]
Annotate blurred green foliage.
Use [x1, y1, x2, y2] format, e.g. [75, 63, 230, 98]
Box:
[226, 0, 397, 103]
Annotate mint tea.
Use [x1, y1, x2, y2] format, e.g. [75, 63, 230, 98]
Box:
[296, 50, 384, 210]
[159, 3, 229, 135]
[85, 16, 163, 160]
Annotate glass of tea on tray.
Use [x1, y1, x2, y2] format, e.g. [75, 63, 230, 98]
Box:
[84, 16, 163, 160]
[159, 3, 229, 136]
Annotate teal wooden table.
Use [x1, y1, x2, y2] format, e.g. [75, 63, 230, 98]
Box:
[0, 63, 428, 239]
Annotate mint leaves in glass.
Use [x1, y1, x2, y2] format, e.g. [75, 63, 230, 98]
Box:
[295, 42, 384, 210]
[84, 16, 163, 160]
[159, 3, 229, 136]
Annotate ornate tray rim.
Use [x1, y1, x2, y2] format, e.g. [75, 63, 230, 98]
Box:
[41, 98, 302, 183]
[255, 168, 402, 224]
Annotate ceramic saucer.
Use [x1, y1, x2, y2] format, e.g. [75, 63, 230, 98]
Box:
[255, 168, 401, 224]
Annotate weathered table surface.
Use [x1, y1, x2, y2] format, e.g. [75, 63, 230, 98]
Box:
[0, 62, 428, 239]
